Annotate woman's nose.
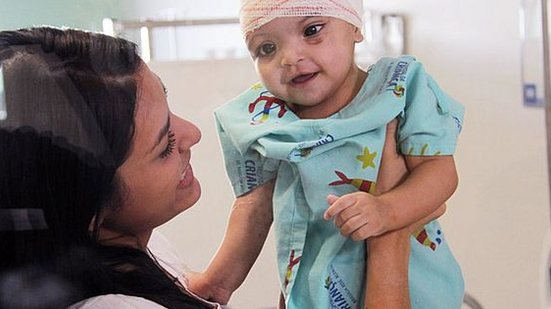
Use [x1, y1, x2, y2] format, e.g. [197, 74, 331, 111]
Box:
[175, 116, 201, 150]
[185, 120, 201, 146]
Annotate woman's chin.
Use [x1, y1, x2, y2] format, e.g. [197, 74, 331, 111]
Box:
[176, 177, 201, 212]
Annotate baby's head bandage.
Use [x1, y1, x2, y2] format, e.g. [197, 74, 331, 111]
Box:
[240, 0, 364, 37]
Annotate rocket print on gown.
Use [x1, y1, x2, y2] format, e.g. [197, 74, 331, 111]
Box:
[414, 227, 443, 251]
[329, 170, 374, 193]
[248, 89, 288, 125]
[284, 250, 301, 290]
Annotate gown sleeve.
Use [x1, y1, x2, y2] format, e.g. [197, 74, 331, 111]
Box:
[397, 59, 465, 156]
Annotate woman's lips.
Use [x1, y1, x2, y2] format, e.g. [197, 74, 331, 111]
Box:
[178, 165, 194, 189]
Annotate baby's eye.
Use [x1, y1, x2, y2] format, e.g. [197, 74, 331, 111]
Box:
[304, 24, 323, 37]
[258, 42, 276, 56]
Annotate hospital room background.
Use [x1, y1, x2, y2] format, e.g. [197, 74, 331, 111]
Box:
[1, 0, 550, 308]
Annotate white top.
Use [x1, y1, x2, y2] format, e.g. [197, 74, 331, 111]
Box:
[69, 231, 222, 309]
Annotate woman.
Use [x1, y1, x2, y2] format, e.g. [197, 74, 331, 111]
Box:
[0, 26, 213, 308]
[0, 26, 426, 308]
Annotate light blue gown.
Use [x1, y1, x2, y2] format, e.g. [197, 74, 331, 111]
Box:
[215, 56, 465, 309]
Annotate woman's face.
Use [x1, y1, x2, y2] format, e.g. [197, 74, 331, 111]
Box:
[101, 65, 202, 245]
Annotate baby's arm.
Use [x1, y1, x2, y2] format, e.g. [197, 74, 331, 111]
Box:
[187, 179, 275, 304]
[324, 120, 457, 240]
[324, 156, 456, 240]
[381, 154, 457, 229]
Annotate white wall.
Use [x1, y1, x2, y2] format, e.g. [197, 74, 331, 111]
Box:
[151, 1, 551, 308]
[129, 0, 239, 18]
[369, 1, 550, 309]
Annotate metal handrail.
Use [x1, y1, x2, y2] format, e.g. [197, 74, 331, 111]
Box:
[463, 292, 484, 309]
[541, 0, 551, 232]
[105, 17, 239, 32]
[102, 17, 240, 62]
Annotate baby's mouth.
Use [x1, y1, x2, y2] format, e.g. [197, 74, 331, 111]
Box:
[291, 72, 318, 84]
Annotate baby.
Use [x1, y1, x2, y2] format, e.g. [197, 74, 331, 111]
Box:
[192, 1, 465, 308]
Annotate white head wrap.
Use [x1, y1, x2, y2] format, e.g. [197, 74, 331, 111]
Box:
[240, 0, 364, 37]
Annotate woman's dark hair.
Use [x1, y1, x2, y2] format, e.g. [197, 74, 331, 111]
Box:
[0, 27, 212, 308]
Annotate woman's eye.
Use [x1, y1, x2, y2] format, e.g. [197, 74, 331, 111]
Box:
[304, 24, 323, 37]
[160, 131, 176, 159]
[258, 43, 276, 56]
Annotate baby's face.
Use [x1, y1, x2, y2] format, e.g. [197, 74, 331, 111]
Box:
[246, 16, 364, 119]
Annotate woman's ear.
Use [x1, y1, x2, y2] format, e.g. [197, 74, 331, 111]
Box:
[88, 214, 103, 232]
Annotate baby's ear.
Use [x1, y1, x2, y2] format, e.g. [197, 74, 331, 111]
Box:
[353, 27, 364, 43]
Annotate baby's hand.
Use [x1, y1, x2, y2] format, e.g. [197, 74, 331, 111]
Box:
[323, 192, 389, 241]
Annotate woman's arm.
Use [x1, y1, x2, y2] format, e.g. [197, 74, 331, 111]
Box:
[364, 227, 410, 308]
[365, 204, 445, 309]
[362, 119, 410, 308]
[363, 120, 447, 308]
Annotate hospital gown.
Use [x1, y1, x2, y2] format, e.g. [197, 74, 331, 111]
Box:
[215, 55, 465, 309]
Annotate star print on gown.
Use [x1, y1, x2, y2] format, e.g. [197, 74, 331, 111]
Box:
[356, 147, 377, 169]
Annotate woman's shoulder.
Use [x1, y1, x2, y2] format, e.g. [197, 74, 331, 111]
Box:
[69, 294, 167, 308]
[148, 230, 190, 280]
[70, 233, 223, 309]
